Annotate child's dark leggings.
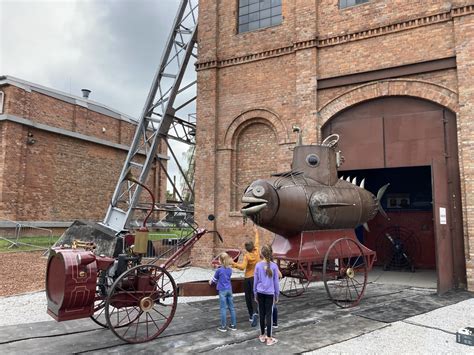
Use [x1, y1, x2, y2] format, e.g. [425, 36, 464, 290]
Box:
[257, 292, 274, 337]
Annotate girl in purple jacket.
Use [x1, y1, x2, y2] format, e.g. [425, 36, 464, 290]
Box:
[253, 245, 279, 345]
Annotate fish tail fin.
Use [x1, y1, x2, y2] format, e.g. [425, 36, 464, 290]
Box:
[376, 183, 390, 219]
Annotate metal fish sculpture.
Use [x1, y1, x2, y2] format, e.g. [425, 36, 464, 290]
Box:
[241, 132, 389, 237]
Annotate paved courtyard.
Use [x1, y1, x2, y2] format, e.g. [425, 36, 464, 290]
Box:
[1, 279, 472, 354]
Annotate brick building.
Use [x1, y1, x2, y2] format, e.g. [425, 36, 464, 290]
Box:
[0, 76, 166, 232]
[193, 0, 474, 292]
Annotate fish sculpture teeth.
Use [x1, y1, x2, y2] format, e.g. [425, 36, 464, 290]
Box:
[360, 178, 365, 189]
[352, 177, 357, 185]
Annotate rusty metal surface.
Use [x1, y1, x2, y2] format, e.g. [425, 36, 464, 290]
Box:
[241, 136, 383, 236]
[384, 110, 444, 167]
[325, 116, 384, 171]
[177, 278, 245, 297]
[322, 97, 466, 293]
[272, 230, 375, 265]
[432, 158, 454, 295]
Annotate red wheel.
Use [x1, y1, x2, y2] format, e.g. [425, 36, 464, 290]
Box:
[105, 264, 177, 343]
[279, 261, 310, 297]
[323, 238, 368, 308]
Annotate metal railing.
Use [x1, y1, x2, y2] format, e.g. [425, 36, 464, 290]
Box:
[0, 219, 54, 251]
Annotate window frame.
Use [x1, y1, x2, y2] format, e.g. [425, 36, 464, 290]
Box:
[339, 0, 370, 10]
[237, 0, 283, 34]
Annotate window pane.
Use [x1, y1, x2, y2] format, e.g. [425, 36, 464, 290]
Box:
[239, 23, 249, 33]
[271, 5, 281, 16]
[249, 11, 259, 22]
[249, 20, 260, 30]
[239, 0, 249, 7]
[239, 6, 249, 15]
[239, 14, 249, 24]
[260, 8, 271, 19]
[249, 3, 259, 12]
[271, 14, 282, 25]
[249, 0, 259, 4]
[260, 17, 271, 28]
[260, 0, 271, 10]
[271, 0, 282, 6]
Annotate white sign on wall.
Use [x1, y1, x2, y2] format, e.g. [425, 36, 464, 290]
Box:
[440, 207, 447, 225]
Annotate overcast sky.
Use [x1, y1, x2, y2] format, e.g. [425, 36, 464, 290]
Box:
[1, 0, 180, 118]
[1, 0, 195, 193]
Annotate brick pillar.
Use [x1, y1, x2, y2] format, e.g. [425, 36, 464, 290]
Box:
[453, 12, 474, 291]
[192, 0, 219, 266]
[295, 0, 318, 144]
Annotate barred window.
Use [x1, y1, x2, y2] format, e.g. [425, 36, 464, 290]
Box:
[340, 0, 369, 9]
[238, 0, 282, 33]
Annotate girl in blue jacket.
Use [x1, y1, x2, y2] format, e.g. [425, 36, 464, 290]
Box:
[210, 252, 237, 332]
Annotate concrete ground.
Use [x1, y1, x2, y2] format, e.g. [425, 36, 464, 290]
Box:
[0, 268, 473, 354]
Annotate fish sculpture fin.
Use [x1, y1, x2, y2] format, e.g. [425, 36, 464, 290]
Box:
[376, 183, 390, 219]
[363, 222, 370, 232]
[318, 202, 353, 208]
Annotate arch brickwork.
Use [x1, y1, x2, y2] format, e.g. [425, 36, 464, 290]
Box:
[222, 108, 289, 150]
[319, 79, 459, 126]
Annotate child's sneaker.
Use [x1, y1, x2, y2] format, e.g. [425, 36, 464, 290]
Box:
[273, 323, 279, 329]
[217, 326, 227, 332]
[229, 325, 237, 331]
[251, 314, 258, 327]
[266, 337, 278, 346]
[259, 335, 267, 343]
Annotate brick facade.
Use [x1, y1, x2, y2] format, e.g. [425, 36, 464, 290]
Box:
[194, 0, 474, 290]
[0, 81, 167, 229]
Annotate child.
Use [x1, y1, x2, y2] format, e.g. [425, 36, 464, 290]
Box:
[253, 245, 280, 346]
[232, 225, 260, 327]
[210, 252, 237, 332]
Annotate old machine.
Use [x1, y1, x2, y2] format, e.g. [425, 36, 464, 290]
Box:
[45, 0, 388, 344]
[242, 131, 389, 307]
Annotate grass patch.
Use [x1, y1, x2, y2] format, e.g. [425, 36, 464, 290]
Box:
[0, 236, 55, 252]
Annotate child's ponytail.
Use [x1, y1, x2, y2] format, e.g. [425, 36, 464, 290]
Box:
[261, 245, 273, 277]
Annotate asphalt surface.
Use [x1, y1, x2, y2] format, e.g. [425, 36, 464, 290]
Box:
[0, 279, 473, 354]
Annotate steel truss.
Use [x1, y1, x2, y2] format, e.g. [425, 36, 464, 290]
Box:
[103, 0, 198, 232]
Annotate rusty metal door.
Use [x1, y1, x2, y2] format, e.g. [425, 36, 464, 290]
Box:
[431, 158, 454, 295]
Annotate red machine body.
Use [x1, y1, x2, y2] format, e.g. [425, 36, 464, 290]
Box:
[46, 248, 114, 321]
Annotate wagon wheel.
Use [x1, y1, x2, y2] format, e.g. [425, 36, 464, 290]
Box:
[323, 238, 368, 308]
[105, 264, 177, 343]
[279, 261, 310, 298]
[90, 299, 108, 328]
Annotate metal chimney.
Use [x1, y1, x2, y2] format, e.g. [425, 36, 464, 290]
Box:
[81, 89, 91, 99]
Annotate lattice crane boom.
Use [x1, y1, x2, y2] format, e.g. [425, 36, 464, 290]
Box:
[103, 0, 198, 232]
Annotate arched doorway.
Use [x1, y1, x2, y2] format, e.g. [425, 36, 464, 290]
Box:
[322, 96, 466, 294]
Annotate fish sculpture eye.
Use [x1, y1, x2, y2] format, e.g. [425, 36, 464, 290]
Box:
[253, 185, 265, 197]
[306, 154, 320, 167]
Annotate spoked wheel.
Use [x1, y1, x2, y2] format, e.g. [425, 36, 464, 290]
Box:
[90, 299, 108, 328]
[105, 264, 177, 343]
[323, 238, 368, 308]
[279, 261, 310, 297]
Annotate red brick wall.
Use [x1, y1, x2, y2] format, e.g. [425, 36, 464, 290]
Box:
[0, 84, 167, 225]
[195, 1, 474, 290]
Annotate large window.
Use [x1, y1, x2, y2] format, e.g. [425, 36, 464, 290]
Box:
[339, 0, 369, 9]
[238, 0, 282, 33]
